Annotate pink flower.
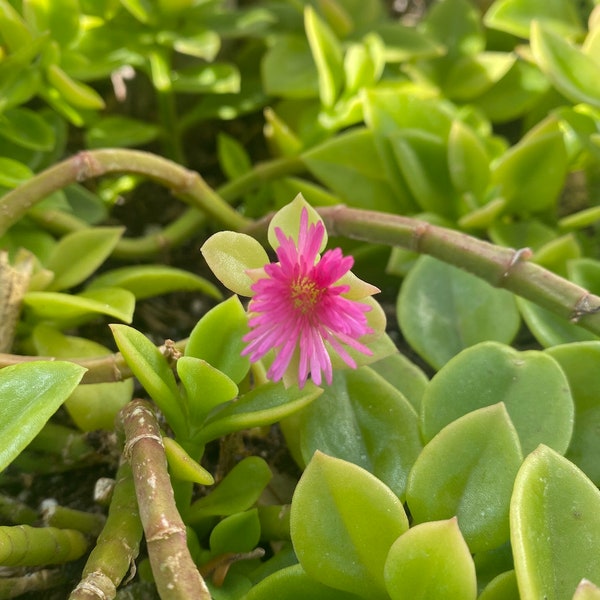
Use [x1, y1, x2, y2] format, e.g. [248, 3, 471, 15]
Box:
[241, 208, 374, 388]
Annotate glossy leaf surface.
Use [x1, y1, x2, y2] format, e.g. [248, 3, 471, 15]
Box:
[31, 325, 132, 431]
[511, 445, 600, 600]
[407, 404, 523, 553]
[398, 257, 520, 369]
[291, 452, 408, 600]
[421, 341, 574, 455]
[0, 361, 85, 471]
[384, 518, 477, 600]
[545, 342, 600, 485]
[111, 324, 186, 437]
[185, 296, 251, 384]
[294, 367, 422, 499]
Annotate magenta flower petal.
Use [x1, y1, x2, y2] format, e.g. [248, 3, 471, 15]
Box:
[242, 208, 374, 388]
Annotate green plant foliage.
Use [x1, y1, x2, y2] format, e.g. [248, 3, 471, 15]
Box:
[209, 509, 261, 555]
[484, 0, 584, 38]
[23, 287, 136, 326]
[478, 570, 520, 600]
[531, 22, 600, 109]
[44, 227, 124, 291]
[0, 361, 85, 471]
[177, 357, 239, 429]
[87, 264, 221, 300]
[290, 451, 409, 600]
[302, 128, 400, 212]
[188, 457, 272, 523]
[407, 404, 523, 553]
[185, 296, 251, 384]
[517, 298, 599, 347]
[195, 381, 322, 445]
[31, 324, 133, 431]
[545, 342, 600, 485]
[111, 323, 186, 437]
[490, 118, 569, 214]
[397, 257, 520, 369]
[85, 116, 161, 149]
[573, 580, 600, 600]
[420, 341, 574, 455]
[0, 107, 54, 151]
[511, 445, 600, 599]
[368, 352, 428, 412]
[244, 563, 362, 600]
[287, 366, 422, 499]
[2, 0, 600, 595]
[305, 6, 344, 108]
[383, 518, 477, 600]
[162, 437, 214, 485]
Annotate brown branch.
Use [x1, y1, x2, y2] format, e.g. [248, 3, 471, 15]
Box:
[120, 400, 211, 600]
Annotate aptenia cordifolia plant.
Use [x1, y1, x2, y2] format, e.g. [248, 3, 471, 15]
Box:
[0, 0, 599, 599]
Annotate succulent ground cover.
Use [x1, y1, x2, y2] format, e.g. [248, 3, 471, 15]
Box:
[0, 0, 599, 598]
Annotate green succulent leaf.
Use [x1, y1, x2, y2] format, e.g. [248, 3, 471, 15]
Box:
[185, 296, 251, 384]
[573, 580, 600, 600]
[31, 325, 132, 431]
[217, 132, 252, 181]
[244, 564, 362, 600]
[292, 367, 422, 500]
[195, 381, 322, 445]
[24, 288, 135, 325]
[421, 341, 574, 455]
[291, 451, 409, 600]
[511, 445, 600, 599]
[0, 157, 33, 188]
[23, 0, 81, 47]
[261, 35, 319, 99]
[0, 0, 34, 50]
[88, 265, 221, 300]
[444, 52, 516, 100]
[546, 342, 600, 485]
[46, 64, 106, 110]
[531, 21, 600, 109]
[478, 571, 520, 600]
[383, 518, 477, 600]
[397, 257, 520, 369]
[187, 456, 272, 523]
[302, 127, 400, 212]
[85, 116, 160, 149]
[517, 298, 598, 347]
[491, 118, 568, 213]
[163, 436, 214, 485]
[484, 0, 584, 38]
[177, 356, 238, 430]
[201, 233, 268, 297]
[407, 403, 523, 553]
[0, 107, 55, 151]
[304, 5, 344, 108]
[390, 129, 459, 218]
[447, 119, 490, 201]
[110, 324, 187, 438]
[45, 227, 124, 291]
[209, 509, 261, 555]
[0, 361, 86, 471]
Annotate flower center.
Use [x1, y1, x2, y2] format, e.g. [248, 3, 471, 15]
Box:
[290, 276, 324, 315]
